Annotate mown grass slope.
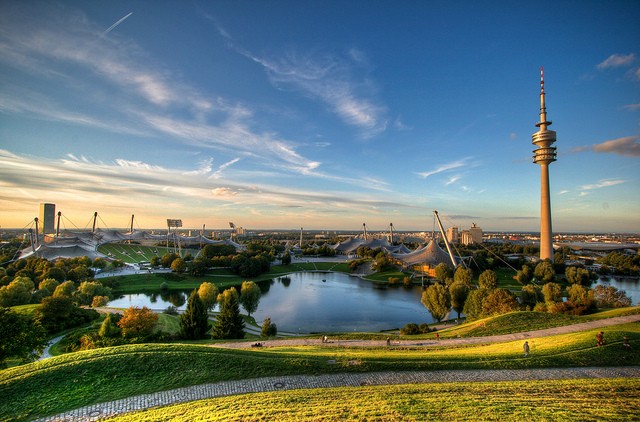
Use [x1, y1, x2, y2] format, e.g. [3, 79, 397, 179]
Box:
[1, 321, 639, 421]
[106, 378, 640, 421]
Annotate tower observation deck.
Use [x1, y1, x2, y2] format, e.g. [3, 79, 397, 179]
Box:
[532, 67, 557, 262]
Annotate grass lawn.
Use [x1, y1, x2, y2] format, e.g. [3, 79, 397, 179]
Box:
[1, 321, 639, 421]
[106, 378, 640, 421]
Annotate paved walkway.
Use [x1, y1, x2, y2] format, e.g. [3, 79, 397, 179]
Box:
[37, 367, 640, 422]
[36, 314, 640, 421]
[212, 314, 640, 349]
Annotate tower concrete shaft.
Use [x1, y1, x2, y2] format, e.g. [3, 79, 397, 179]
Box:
[532, 67, 557, 262]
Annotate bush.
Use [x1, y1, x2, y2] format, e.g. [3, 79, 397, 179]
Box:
[164, 305, 179, 315]
[418, 323, 430, 334]
[261, 317, 278, 338]
[400, 323, 420, 335]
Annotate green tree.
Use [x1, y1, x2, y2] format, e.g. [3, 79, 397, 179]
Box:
[516, 264, 533, 285]
[542, 282, 563, 303]
[534, 260, 555, 283]
[420, 283, 451, 323]
[118, 306, 158, 339]
[188, 258, 208, 277]
[0, 279, 32, 307]
[53, 280, 76, 298]
[463, 288, 491, 320]
[566, 284, 595, 312]
[74, 281, 111, 306]
[481, 288, 519, 317]
[565, 266, 594, 286]
[0, 307, 47, 368]
[261, 317, 278, 338]
[453, 267, 473, 287]
[180, 289, 210, 340]
[434, 263, 453, 283]
[38, 278, 59, 297]
[98, 313, 121, 338]
[35, 296, 99, 333]
[281, 252, 292, 265]
[521, 285, 543, 308]
[239, 281, 261, 317]
[197, 282, 219, 311]
[449, 280, 469, 319]
[478, 269, 498, 289]
[211, 288, 245, 339]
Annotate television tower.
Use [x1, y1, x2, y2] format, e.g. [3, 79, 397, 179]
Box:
[531, 67, 557, 262]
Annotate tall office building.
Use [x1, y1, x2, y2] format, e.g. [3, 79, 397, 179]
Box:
[39, 203, 55, 235]
[531, 68, 557, 262]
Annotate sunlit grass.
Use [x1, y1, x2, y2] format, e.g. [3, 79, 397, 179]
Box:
[2, 322, 638, 420]
[105, 378, 640, 422]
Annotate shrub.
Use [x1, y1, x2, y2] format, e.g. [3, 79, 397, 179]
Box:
[91, 295, 109, 307]
[418, 323, 430, 334]
[400, 323, 420, 335]
[164, 305, 179, 315]
[261, 317, 278, 338]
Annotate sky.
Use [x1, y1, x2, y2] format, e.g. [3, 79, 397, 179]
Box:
[0, 1, 639, 233]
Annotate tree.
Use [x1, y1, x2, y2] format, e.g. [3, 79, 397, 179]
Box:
[0, 307, 47, 368]
[91, 295, 109, 307]
[542, 282, 563, 303]
[161, 253, 180, 268]
[593, 285, 632, 308]
[35, 296, 99, 333]
[566, 284, 595, 313]
[421, 283, 451, 323]
[180, 290, 210, 340]
[453, 267, 473, 287]
[118, 306, 158, 339]
[449, 280, 469, 319]
[43, 267, 66, 283]
[0, 279, 32, 307]
[98, 313, 121, 338]
[565, 266, 594, 286]
[434, 263, 453, 283]
[478, 269, 498, 289]
[239, 281, 261, 316]
[188, 258, 208, 277]
[481, 288, 519, 316]
[38, 278, 60, 297]
[521, 285, 543, 308]
[463, 288, 490, 320]
[281, 252, 292, 265]
[198, 282, 219, 311]
[74, 281, 111, 306]
[534, 260, 555, 283]
[261, 317, 278, 338]
[211, 288, 245, 339]
[53, 280, 76, 298]
[170, 258, 186, 273]
[516, 264, 533, 285]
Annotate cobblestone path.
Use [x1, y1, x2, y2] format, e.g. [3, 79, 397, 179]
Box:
[38, 367, 640, 421]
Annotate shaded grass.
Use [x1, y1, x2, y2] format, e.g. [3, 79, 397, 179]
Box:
[2, 323, 639, 420]
[106, 378, 640, 422]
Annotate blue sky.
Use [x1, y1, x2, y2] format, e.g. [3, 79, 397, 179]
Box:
[0, 1, 638, 233]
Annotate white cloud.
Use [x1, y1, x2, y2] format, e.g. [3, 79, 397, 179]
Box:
[415, 158, 471, 178]
[579, 179, 626, 190]
[597, 53, 636, 70]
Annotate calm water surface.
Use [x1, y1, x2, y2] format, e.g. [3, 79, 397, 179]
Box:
[108, 271, 437, 333]
[107, 273, 639, 333]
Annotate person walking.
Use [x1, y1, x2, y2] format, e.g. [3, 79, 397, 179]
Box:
[596, 331, 604, 347]
[523, 341, 530, 357]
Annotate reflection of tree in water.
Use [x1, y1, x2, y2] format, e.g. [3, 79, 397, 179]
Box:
[160, 291, 187, 307]
[280, 277, 291, 288]
[149, 293, 158, 303]
[257, 279, 273, 294]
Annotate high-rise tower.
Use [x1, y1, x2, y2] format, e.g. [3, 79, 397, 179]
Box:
[531, 67, 557, 262]
[39, 203, 55, 235]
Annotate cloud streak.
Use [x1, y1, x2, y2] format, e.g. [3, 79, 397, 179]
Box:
[597, 53, 636, 69]
[415, 158, 472, 178]
[571, 136, 640, 158]
[101, 12, 133, 38]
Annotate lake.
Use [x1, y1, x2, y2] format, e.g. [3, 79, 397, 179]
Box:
[108, 271, 440, 333]
[107, 272, 639, 333]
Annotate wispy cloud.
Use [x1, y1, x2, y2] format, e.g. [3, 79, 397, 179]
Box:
[415, 158, 472, 178]
[623, 103, 640, 111]
[230, 44, 388, 138]
[597, 53, 636, 70]
[579, 179, 626, 191]
[593, 136, 640, 157]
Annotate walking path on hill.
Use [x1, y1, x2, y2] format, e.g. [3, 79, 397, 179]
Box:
[212, 314, 640, 349]
[38, 367, 640, 422]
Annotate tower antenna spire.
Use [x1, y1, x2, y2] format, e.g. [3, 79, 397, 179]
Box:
[532, 67, 557, 262]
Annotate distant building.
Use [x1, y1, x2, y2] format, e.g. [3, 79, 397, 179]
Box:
[39, 203, 55, 235]
[446, 226, 459, 244]
[461, 223, 483, 245]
